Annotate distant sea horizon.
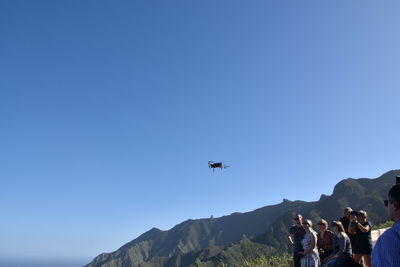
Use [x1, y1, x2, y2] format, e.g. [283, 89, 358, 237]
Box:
[0, 257, 89, 267]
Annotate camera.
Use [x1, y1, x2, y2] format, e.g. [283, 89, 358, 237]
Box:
[350, 210, 359, 226]
[350, 210, 359, 216]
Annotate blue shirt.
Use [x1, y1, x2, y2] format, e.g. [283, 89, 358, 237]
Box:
[330, 234, 352, 257]
[372, 221, 400, 267]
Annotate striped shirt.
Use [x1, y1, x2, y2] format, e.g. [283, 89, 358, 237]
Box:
[372, 220, 400, 267]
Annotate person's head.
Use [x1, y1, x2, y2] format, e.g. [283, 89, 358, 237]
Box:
[386, 184, 400, 222]
[317, 219, 328, 232]
[357, 210, 367, 223]
[344, 207, 353, 218]
[293, 214, 303, 225]
[331, 221, 345, 235]
[302, 219, 313, 231]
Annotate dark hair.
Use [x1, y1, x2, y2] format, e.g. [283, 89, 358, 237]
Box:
[358, 210, 367, 218]
[389, 184, 400, 204]
[350, 210, 359, 216]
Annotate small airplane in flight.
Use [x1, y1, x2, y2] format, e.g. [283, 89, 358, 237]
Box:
[208, 161, 229, 171]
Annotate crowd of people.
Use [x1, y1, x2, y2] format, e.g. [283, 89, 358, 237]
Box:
[287, 183, 400, 267]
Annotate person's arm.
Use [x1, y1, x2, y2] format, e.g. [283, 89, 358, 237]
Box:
[328, 253, 340, 261]
[338, 235, 348, 253]
[324, 249, 339, 263]
[348, 224, 356, 235]
[323, 236, 338, 263]
[348, 216, 356, 235]
[300, 233, 317, 255]
[308, 233, 317, 254]
[287, 232, 294, 246]
[355, 221, 370, 233]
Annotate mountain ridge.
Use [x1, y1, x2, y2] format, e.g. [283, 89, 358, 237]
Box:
[86, 169, 400, 267]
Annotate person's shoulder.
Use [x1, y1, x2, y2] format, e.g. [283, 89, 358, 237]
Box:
[374, 225, 400, 264]
[393, 221, 400, 231]
[373, 229, 400, 267]
[311, 229, 317, 235]
[341, 233, 350, 241]
[377, 226, 400, 244]
[313, 231, 318, 238]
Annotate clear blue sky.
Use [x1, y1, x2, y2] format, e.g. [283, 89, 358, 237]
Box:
[1, 0, 400, 261]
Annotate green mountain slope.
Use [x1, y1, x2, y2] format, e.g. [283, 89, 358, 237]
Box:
[85, 170, 399, 267]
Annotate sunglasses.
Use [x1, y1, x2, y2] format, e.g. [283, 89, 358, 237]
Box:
[302, 223, 309, 226]
[384, 199, 394, 207]
[294, 218, 300, 221]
